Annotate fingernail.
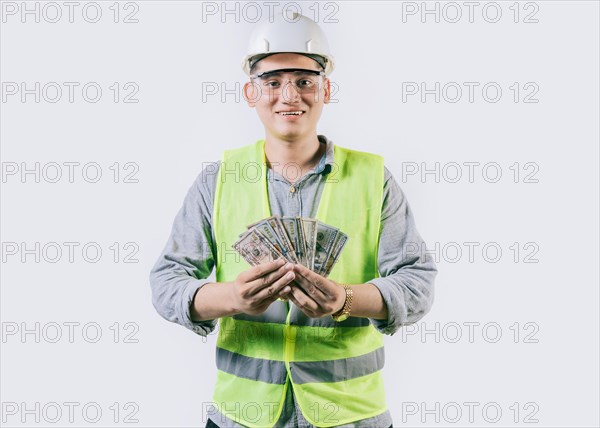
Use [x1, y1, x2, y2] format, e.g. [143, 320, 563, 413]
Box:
[286, 272, 294, 279]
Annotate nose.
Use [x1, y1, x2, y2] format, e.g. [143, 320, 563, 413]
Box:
[281, 80, 301, 102]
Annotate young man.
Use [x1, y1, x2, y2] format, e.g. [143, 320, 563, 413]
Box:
[150, 12, 437, 428]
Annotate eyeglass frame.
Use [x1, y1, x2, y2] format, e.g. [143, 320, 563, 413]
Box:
[248, 68, 328, 101]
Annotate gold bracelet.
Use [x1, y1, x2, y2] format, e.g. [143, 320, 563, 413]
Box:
[331, 285, 353, 322]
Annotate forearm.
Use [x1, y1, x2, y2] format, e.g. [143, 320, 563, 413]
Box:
[190, 281, 240, 321]
[149, 162, 222, 335]
[363, 166, 437, 335]
[370, 271, 434, 322]
[347, 283, 388, 320]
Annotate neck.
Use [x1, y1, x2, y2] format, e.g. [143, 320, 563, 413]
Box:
[264, 133, 324, 184]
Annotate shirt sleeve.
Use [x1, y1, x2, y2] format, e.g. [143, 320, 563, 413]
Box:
[367, 166, 438, 336]
[148, 161, 221, 336]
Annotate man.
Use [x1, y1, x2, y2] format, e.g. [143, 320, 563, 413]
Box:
[150, 12, 437, 428]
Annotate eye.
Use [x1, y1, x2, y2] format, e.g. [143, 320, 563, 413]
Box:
[264, 80, 280, 88]
[298, 79, 313, 87]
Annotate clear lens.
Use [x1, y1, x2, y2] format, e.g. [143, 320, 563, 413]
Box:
[253, 70, 324, 94]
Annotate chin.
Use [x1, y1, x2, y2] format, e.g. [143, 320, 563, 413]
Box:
[267, 125, 302, 139]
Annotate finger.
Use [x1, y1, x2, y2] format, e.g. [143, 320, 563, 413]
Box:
[246, 262, 294, 295]
[278, 284, 293, 301]
[287, 285, 319, 315]
[292, 275, 328, 304]
[242, 257, 286, 282]
[288, 287, 316, 318]
[293, 264, 331, 295]
[291, 265, 330, 300]
[253, 270, 295, 303]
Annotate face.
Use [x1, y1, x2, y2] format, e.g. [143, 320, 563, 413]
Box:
[243, 53, 331, 142]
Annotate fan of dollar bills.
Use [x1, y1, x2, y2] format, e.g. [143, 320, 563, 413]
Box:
[233, 215, 348, 278]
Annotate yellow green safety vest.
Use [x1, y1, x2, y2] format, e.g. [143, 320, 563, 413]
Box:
[212, 139, 387, 427]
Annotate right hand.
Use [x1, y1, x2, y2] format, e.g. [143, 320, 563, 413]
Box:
[230, 258, 295, 316]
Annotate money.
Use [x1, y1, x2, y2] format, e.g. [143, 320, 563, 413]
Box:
[253, 218, 295, 262]
[266, 216, 298, 263]
[281, 216, 303, 264]
[295, 217, 308, 266]
[233, 215, 348, 277]
[300, 218, 317, 270]
[312, 222, 339, 275]
[319, 231, 348, 277]
[234, 229, 284, 266]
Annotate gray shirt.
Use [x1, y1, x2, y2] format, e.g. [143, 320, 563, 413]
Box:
[149, 135, 437, 427]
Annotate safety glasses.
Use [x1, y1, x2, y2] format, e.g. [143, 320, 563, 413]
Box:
[250, 68, 326, 94]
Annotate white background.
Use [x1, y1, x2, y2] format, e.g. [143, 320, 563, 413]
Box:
[1, 1, 599, 427]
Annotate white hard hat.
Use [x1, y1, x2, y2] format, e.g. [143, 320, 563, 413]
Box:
[241, 12, 335, 76]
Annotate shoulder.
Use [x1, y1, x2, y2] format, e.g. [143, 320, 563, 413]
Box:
[334, 145, 384, 163]
[222, 140, 264, 162]
[189, 160, 221, 204]
[381, 165, 409, 216]
[333, 145, 385, 179]
[383, 165, 394, 184]
[192, 140, 264, 194]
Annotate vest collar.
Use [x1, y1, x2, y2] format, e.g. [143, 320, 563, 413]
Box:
[316, 134, 334, 175]
[264, 134, 335, 182]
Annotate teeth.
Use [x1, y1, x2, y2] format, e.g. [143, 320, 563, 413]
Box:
[279, 111, 303, 116]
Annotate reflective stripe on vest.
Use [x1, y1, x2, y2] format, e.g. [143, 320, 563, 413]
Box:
[212, 139, 387, 427]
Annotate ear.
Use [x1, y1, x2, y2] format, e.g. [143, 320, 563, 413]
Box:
[243, 81, 260, 107]
[323, 77, 331, 104]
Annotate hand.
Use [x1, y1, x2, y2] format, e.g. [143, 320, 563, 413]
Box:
[230, 258, 296, 316]
[286, 263, 346, 318]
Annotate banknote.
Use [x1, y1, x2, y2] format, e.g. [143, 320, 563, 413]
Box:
[233, 230, 261, 266]
[295, 217, 307, 267]
[253, 219, 294, 262]
[280, 216, 303, 265]
[266, 216, 298, 263]
[300, 218, 317, 270]
[233, 229, 284, 266]
[312, 221, 339, 275]
[234, 215, 348, 277]
[319, 231, 348, 276]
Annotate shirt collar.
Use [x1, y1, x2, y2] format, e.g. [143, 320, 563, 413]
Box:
[265, 135, 334, 181]
[316, 134, 334, 175]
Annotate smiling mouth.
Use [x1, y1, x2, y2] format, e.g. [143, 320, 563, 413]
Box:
[277, 110, 305, 116]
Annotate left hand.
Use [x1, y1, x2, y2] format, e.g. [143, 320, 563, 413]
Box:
[282, 263, 346, 318]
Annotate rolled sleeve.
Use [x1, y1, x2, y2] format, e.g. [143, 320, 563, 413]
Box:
[184, 279, 217, 336]
[149, 162, 221, 337]
[367, 277, 398, 335]
[367, 167, 438, 336]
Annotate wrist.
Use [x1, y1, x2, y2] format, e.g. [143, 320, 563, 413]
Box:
[331, 284, 353, 322]
[226, 281, 242, 315]
[332, 284, 346, 315]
